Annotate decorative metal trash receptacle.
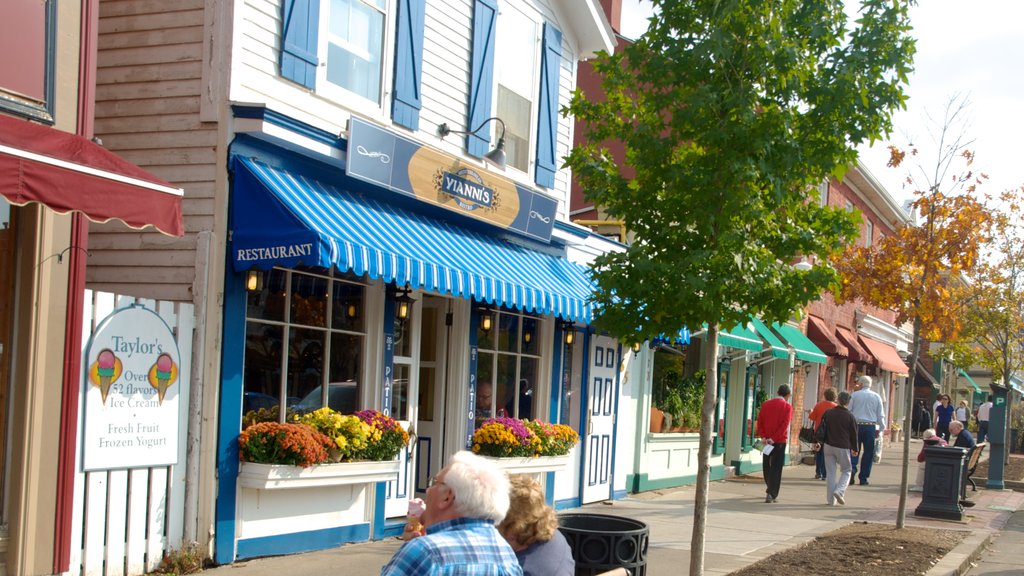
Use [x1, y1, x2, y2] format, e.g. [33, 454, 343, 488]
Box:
[915, 445, 967, 521]
[559, 513, 649, 576]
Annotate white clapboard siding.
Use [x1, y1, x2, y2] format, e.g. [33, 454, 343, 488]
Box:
[69, 291, 193, 576]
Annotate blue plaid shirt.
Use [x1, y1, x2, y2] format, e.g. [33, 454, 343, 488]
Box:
[381, 517, 523, 576]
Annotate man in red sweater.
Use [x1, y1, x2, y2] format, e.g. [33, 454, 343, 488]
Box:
[756, 384, 793, 503]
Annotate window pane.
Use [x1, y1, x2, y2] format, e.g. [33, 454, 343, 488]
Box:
[287, 328, 326, 411]
[477, 310, 495, 349]
[421, 307, 437, 361]
[291, 273, 329, 328]
[327, 0, 384, 102]
[475, 352, 495, 427]
[331, 280, 364, 332]
[394, 316, 411, 357]
[497, 312, 519, 353]
[513, 356, 539, 420]
[497, 85, 531, 172]
[243, 323, 283, 415]
[327, 331, 362, 414]
[418, 366, 435, 422]
[392, 363, 410, 421]
[521, 316, 538, 355]
[246, 269, 287, 322]
[495, 353, 516, 417]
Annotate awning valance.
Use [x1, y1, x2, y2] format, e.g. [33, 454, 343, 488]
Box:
[806, 315, 847, 357]
[836, 327, 871, 364]
[230, 157, 594, 323]
[859, 336, 910, 375]
[773, 322, 827, 364]
[750, 318, 788, 360]
[717, 322, 763, 352]
[0, 114, 184, 236]
[958, 369, 982, 394]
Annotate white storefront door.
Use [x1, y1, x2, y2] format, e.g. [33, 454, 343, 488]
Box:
[582, 335, 618, 503]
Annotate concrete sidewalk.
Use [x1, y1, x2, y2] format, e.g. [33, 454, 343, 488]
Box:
[202, 441, 1024, 576]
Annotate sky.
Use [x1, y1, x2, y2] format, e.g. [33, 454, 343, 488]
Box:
[618, 0, 1024, 207]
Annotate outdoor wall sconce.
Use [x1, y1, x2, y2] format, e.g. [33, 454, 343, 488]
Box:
[632, 341, 642, 354]
[478, 306, 494, 332]
[437, 117, 507, 169]
[246, 270, 263, 292]
[558, 319, 576, 346]
[393, 287, 415, 322]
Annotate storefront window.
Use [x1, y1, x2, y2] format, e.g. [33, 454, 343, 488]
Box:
[475, 309, 541, 425]
[243, 267, 366, 420]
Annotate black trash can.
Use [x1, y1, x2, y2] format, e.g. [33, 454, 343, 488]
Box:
[559, 513, 649, 576]
[915, 445, 967, 521]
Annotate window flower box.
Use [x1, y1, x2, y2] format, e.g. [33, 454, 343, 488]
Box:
[483, 454, 571, 475]
[239, 459, 400, 490]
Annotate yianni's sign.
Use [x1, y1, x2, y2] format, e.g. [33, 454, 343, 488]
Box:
[82, 305, 181, 470]
[347, 117, 558, 242]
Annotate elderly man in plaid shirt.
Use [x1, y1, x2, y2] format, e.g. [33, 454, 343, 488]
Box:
[382, 451, 522, 575]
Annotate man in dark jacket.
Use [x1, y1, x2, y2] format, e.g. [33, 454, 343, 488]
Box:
[949, 420, 976, 449]
[820, 391, 859, 506]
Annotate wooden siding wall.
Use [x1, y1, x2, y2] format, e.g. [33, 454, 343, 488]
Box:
[233, 0, 578, 220]
[91, 0, 216, 303]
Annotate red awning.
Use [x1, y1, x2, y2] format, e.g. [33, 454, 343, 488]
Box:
[859, 336, 910, 375]
[806, 315, 847, 357]
[0, 114, 183, 236]
[835, 327, 872, 364]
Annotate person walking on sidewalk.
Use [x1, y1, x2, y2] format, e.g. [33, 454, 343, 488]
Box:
[820, 390, 859, 505]
[976, 395, 992, 443]
[934, 394, 955, 440]
[849, 375, 885, 485]
[808, 388, 838, 480]
[756, 384, 793, 503]
[381, 451, 522, 576]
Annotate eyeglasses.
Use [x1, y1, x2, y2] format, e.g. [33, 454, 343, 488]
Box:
[427, 475, 445, 488]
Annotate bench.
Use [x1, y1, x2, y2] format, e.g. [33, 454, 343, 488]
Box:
[964, 443, 986, 493]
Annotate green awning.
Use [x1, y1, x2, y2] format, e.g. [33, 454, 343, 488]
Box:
[750, 318, 788, 359]
[716, 322, 763, 352]
[773, 322, 828, 364]
[959, 369, 982, 394]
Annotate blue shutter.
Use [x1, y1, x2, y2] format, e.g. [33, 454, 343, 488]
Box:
[280, 0, 320, 89]
[467, 0, 498, 158]
[392, 0, 425, 130]
[535, 23, 562, 188]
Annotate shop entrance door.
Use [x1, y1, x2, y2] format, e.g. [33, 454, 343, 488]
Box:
[413, 295, 448, 495]
[582, 335, 617, 504]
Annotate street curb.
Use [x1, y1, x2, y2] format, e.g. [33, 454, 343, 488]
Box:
[925, 529, 991, 576]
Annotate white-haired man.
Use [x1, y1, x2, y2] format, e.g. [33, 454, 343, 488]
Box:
[848, 375, 886, 485]
[382, 451, 522, 576]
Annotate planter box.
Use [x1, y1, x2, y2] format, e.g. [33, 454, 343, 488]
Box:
[239, 460, 400, 490]
[483, 455, 570, 474]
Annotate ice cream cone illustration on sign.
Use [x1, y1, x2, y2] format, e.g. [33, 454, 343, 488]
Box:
[148, 353, 178, 404]
[88, 348, 123, 404]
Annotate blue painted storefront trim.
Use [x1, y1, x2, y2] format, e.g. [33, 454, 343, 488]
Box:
[236, 523, 370, 559]
[626, 464, 729, 493]
[554, 497, 581, 511]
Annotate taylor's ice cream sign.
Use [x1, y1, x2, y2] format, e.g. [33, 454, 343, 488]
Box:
[82, 305, 182, 470]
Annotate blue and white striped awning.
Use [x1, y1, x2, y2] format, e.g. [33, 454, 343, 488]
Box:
[230, 157, 594, 323]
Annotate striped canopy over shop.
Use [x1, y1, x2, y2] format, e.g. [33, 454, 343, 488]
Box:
[230, 156, 594, 323]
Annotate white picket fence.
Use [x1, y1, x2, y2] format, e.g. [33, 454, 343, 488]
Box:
[68, 291, 193, 576]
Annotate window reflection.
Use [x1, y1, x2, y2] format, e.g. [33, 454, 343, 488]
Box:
[475, 308, 541, 426]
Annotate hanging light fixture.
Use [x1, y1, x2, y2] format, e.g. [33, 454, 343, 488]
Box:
[394, 287, 415, 322]
[558, 319, 576, 346]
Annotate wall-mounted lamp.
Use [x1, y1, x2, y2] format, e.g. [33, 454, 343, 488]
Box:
[246, 270, 264, 292]
[478, 306, 494, 332]
[558, 319, 576, 346]
[437, 117, 507, 169]
[393, 287, 415, 322]
[523, 330, 533, 344]
[346, 302, 359, 320]
[632, 342, 642, 354]
[804, 363, 814, 375]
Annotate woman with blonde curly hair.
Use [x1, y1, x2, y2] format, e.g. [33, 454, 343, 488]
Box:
[497, 475, 574, 576]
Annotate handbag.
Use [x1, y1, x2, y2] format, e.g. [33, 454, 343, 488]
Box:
[814, 414, 828, 443]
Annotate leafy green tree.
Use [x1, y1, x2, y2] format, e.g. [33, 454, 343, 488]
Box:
[565, 1, 914, 572]
[834, 97, 994, 527]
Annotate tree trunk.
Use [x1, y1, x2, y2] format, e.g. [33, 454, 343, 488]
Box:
[690, 325, 719, 575]
[896, 316, 922, 528]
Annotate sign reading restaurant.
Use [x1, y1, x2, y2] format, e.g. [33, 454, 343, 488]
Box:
[82, 305, 182, 470]
[236, 242, 314, 263]
[347, 117, 557, 242]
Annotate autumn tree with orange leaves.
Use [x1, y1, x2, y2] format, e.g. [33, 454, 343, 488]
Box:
[833, 97, 994, 528]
